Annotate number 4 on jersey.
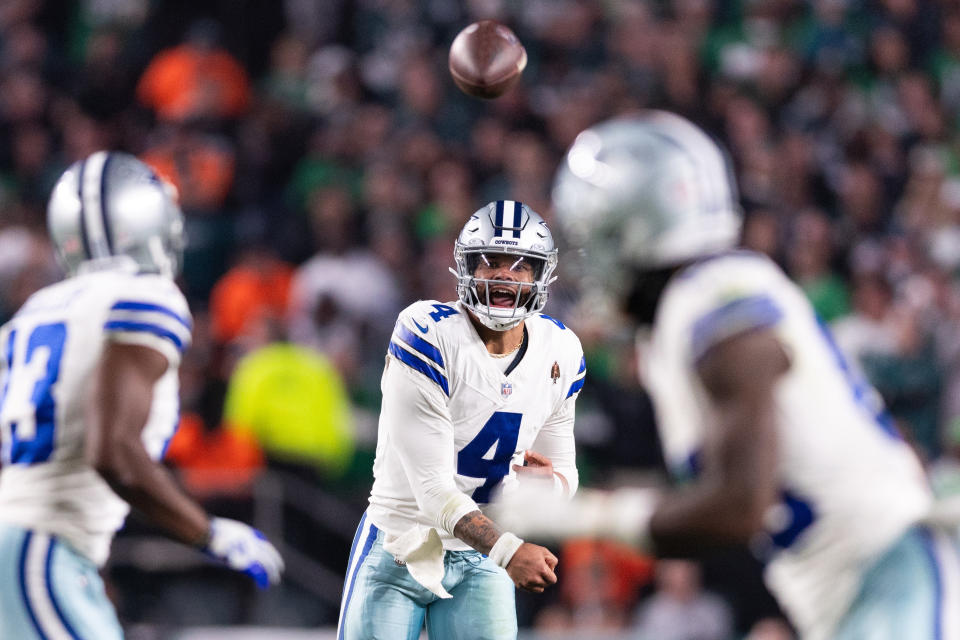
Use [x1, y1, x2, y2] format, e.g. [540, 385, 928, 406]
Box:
[457, 411, 521, 504]
[428, 303, 458, 323]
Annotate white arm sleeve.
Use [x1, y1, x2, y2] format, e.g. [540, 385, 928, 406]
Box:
[380, 357, 480, 534]
[532, 394, 579, 497]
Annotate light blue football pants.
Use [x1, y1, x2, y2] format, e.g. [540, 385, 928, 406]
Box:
[0, 523, 124, 640]
[833, 525, 960, 640]
[337, 513, 517, 640]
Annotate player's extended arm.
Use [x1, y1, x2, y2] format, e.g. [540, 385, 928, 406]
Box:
[648, 329, 788, 555]
[490, 330, 786, 555]
[86, 343, 208, 543]
[85, 342, 283, 587]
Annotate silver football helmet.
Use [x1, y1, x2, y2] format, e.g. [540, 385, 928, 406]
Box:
[553, 111, 741, 301]
[451, 200, 559, 331]
[47, 151, 185, 278]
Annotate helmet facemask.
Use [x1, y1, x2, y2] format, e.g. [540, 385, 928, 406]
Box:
[451, 201, 559, 331]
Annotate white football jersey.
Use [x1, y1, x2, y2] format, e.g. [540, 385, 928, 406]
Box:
[0, 262, 192, 566]
[640, 252, 932, 640]
[367, 300, 584, 550]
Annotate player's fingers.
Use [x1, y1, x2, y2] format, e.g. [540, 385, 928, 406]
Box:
[544, 552, 558, 570]
[514, 465, 552, 478]
[542, 567, 557, 585]
[513, 466, 550, 479]
[524, 450, 550, 466]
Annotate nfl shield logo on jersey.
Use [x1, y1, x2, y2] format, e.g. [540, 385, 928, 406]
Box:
[501, 382, 513, 398]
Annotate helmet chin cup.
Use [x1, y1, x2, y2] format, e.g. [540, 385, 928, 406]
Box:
[469, 301, 528, 331]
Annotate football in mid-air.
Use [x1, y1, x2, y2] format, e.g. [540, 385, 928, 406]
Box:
[448, 20, 527, 99]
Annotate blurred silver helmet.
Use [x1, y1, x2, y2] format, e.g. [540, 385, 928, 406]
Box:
[450, 200, 559, 331]
[47, 151, 185, 278]
[553, 111, 741, 299]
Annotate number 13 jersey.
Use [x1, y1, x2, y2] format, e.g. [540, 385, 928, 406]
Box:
[0, 264, 192, 566]
[367, 300, 584, 550]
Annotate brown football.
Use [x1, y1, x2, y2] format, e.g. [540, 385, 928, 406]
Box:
[448, 20, 527, 99]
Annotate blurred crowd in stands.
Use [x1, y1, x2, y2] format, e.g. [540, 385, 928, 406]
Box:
[4, 0, 960, 637]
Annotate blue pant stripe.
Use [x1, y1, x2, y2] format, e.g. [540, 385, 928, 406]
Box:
[920, 528, 944, 640]
[44, 539, 81, 640]
[338, 516, 379, 640]
[18, 531, 48, 640]
[337, 511, 366, 628]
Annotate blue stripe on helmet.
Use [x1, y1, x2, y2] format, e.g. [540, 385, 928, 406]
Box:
[513, 201, 522, 238]
[77, 159, 92, 261]
[494, 200, 505, 236]
[99, 152, 114, 253]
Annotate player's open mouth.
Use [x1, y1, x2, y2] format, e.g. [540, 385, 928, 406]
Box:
[488, 287, 519, 307]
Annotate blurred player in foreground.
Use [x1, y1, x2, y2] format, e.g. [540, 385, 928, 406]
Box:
[494, 112, 960, 640]
[337, 201, 584, 640]
[0, 152, 283, 639]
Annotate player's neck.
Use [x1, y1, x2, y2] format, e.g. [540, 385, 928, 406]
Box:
[468, 313, 526, 356]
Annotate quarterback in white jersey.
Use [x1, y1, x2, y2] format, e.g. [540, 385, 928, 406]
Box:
[494, 112, 960, 640]
[338, 201, 583, 640]
[0, 152, 283, 640]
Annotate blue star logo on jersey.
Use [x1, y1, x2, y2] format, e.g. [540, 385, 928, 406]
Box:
[412, 319, 429, 334]
[501, 382, 513, 398]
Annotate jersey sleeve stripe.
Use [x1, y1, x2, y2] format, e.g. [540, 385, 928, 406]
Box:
[577, 356, 586, 374]
[104, 320, 184, 351]
[106, 310, 191, 344]
[110, 301, 191, 330]
[691, 294, 783, 362]
[566, 377, 585, 398]
[388, 341, 450, 396]
[395, 323, 445, 369]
